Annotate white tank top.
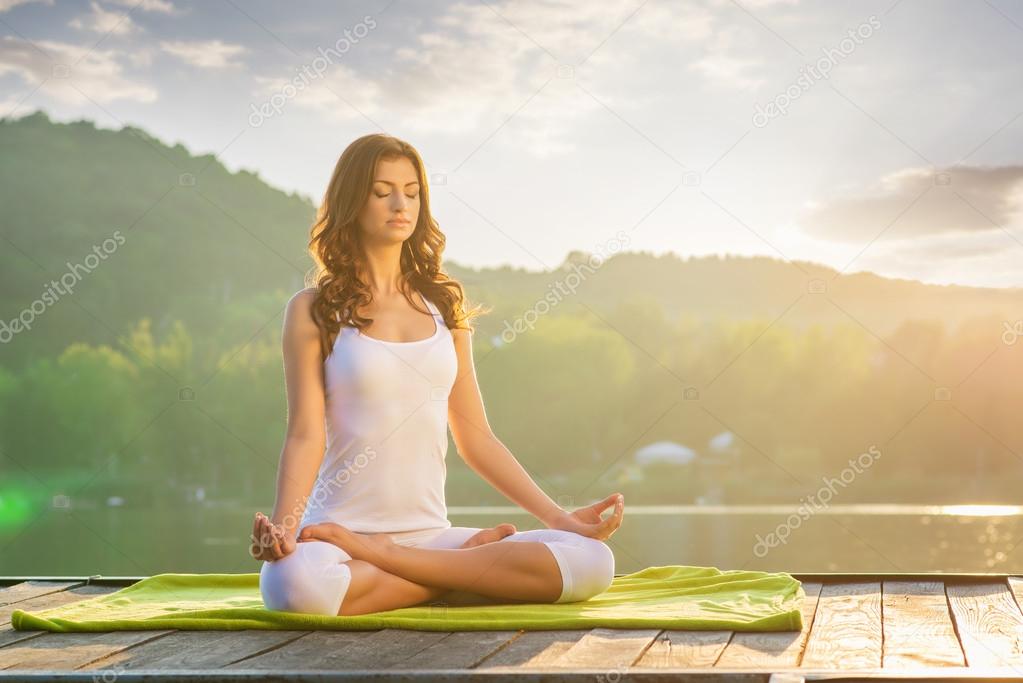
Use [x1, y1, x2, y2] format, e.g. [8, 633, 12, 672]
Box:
[300, 292, 457, 534]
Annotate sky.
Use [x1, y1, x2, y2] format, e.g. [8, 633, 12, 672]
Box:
[1, 0, 1022, 288]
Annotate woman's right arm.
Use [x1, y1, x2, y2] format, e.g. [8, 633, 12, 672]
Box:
[251, 288, 329, 561]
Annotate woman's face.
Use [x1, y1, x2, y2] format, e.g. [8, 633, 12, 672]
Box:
[357, 155, 421, 246]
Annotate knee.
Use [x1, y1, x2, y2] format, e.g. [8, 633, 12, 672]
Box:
[578, 538, 616, 599]
[259, 542, 353, 616]
[336, 560, 385, 616]
[553, 536, 616, 603]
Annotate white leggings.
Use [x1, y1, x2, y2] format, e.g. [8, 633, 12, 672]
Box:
[259, 526, 615, 616]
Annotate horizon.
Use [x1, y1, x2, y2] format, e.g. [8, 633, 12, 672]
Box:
[1, 0, 1021, 288]
[5, 107, 1023, 294]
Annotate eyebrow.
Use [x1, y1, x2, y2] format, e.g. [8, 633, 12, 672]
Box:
[373, 179, 419, 187]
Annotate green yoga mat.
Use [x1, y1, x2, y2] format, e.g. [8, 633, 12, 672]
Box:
[12, 565, 804, 633]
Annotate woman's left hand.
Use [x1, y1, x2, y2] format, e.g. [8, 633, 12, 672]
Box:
[546, 493, 624, 540]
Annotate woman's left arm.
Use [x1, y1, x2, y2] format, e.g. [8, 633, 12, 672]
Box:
[447, 328, 624, 540]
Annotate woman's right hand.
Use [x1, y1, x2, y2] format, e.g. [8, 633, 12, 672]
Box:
[250, 511, 296, 561]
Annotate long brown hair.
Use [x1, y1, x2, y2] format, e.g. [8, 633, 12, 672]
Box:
[306, 133, 486, 360]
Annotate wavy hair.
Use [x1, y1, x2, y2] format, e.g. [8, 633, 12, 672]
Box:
[306, 133, 487, 360]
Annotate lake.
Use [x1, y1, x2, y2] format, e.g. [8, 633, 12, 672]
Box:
[0, 504, 1018, 577]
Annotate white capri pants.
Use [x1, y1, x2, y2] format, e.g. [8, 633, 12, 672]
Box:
[260, 526, 615, 616]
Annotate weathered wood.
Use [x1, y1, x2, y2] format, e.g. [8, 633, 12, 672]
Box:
[947, 580, 1023, 667]
[391, 630, 521, 669]
[882, 580, 964, 667]
[1, 582, 107, 626]
[0, 629, 42, 649]
[0, 581, 83, 607]
[767, 675, 805, 683]
[224, 630, 388, 670]
[799, 582, 882, 669]
[80, 630, 309, 670]
[715, 582, 823, 669]
[21, 574, 1023, 676]
[0, 630, 173, 669]
[635, 630, 730, 667]
[1005, 576, 1023, 618]
[1, 584, 122, 635]
[264, 629, 456, 670]
[551, 628, 660, 669]
[474, 630, 589, 668]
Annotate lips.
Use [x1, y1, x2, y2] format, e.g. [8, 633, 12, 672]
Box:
[388, 219, 410, 225]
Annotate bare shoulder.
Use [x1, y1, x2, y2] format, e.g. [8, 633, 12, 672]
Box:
[450, 326, 473, 359]
[284, 287, 320, 336]
[289, 286, 318, 309]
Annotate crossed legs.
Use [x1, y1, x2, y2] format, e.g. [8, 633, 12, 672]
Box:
[259, 524, 615, 616]
[339, 525, 524, 615]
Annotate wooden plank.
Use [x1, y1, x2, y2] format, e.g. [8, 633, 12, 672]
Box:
[716, 582, 823, 669]
[0, 631, 173, 670]
[0, 630, 42, 649]
[223, 631, 383, 670]
[0, 583, 123, 649]
[882, 580, 964, 668]
[0, 581, 83, 607]
[550, 628, 661, 669]
[800, 582, 882, 669]
[0, 580, 99, 625]
[280, 629, 449, 670]
[80, 630, 309, 671]
[947, 580, 1023, 667]
[1005, 576, 1023, 621]
[474, 630, 589, 668]
[391, 630, 521, 669]
[634, 630, 730, 667]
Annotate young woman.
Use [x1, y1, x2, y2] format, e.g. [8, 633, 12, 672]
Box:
[250, 133, 625, 617]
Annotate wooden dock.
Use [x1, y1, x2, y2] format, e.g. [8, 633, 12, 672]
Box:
[5, 574, 1023, 681]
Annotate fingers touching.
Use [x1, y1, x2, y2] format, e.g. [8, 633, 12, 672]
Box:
[251, 512, 291, 561]
[597, 494, 624, 539]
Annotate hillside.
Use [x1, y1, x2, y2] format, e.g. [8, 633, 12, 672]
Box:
[2, 109, 1020, 363]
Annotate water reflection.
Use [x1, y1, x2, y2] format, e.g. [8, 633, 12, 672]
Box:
[0, 505, 1019, 577]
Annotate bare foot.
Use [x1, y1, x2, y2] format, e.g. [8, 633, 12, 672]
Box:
[459, 523, 517, 549]
[297, 522, 395, 565]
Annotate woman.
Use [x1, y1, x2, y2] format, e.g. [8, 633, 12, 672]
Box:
[250, 133, 625, 617]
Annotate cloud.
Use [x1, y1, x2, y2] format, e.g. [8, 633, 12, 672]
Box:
[846, 228, 1023, 288]
[0, 36, 157, 104]
[800, 165, 1023, 242]
[254, 2, 579, 148]
[731, 0, 800, 6]
[160, 39, 246, 69]
[688, 25, 768, 90]
[256, 0, 738, 155]
[884, 229, 1021, 261]
[106, 0, 175, 12]
[0, 0, 52, 12]
[69, 1, 138, 35]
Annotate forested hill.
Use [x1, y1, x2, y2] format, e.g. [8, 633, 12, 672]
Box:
[1, 110, 316, 365]
[2, 109, 1019, 374]
[2, 110, 1022, 504]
